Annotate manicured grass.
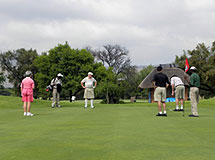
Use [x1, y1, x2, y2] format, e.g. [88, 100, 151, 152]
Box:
[0, 96, 215, 160]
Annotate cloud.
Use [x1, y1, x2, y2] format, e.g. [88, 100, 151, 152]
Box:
[0, 0, 215, 65]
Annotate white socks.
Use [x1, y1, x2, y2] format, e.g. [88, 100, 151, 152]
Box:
[84, 99, 88, 108]
[176, 105, 183, 109]
[84, 99, 94, 108]
[90, 99, 94, 108]
[159, 111, 167, 114]
[24, 112, 34, 116]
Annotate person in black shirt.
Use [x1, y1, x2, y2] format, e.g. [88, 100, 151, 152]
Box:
[152, 66, 170, 116]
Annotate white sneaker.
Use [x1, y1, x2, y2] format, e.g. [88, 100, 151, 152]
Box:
[91, 106, 95, 109]
[27, 112, 34, 116]
[24, 112, 27, 116]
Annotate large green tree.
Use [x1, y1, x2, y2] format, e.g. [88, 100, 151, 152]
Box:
[34, 42, 108, 100]
[0, 48, 38, 95]
[175, 42, 215, 97]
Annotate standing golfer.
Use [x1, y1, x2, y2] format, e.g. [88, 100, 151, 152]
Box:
[51, 73, 63, 108]
[170, 75, 185, 111]
[185, 66, 200, 117]
[152, 66, 170, 116]
[81, 72, 97, 108]
[20, 71, 34, 116]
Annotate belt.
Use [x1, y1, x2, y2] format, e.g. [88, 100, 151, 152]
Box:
[175, 84, 184, 87]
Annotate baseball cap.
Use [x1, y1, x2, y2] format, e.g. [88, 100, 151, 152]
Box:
[88, 72, 93, 75]
[25, 71, 32, 76]
[57, 73, 63, 77]
[190, 66, 197, 70]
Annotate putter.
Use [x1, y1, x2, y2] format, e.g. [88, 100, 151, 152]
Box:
[183, 99, 185, 117]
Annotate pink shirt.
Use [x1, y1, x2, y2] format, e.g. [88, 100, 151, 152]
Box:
[21, 77, 34, 89]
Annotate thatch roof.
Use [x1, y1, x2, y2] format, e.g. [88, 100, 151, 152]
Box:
[138, 68, 190, 89]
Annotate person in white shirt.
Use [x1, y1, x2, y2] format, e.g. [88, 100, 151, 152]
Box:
[81, 72, 97, 108]
[51, 73, 63, 108]
[170, 75, 185, 111]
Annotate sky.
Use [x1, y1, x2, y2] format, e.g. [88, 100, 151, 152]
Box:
[0, 0, 215, 65]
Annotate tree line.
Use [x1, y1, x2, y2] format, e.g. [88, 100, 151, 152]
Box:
[1, 41, 215, 102]
[0, 42, 152, 103]
[175, 41, 215, 98]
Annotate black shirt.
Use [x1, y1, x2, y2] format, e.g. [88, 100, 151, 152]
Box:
[152, 72, 170, 87]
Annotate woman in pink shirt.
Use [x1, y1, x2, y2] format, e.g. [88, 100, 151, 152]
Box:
[20, 71, 35, 116]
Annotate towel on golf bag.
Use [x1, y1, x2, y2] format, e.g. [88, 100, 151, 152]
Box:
[46, 85, 53, 92]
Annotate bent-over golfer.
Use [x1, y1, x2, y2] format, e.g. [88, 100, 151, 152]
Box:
[170, 75, 185, 111]
[81, 72, 97, 108]
[152, 66, 170, 116]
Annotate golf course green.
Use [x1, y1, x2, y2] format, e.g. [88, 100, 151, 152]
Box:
[0, 96, 215, 160]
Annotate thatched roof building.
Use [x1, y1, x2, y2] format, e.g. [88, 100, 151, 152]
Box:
[139, 67, 190, 88]
[138, 67, 190, 102]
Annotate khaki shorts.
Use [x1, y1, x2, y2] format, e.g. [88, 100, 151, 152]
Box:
[175, 85, 185, 99]
[154, 87, 166, 102]
[84, 88, 94, 99]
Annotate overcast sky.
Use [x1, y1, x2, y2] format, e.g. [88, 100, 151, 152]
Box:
[0, 0, 215, 65]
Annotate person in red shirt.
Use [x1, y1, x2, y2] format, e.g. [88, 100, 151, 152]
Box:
[20, 71, 35, 116]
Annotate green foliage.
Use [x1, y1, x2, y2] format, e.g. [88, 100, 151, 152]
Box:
[0, 48, 38, 95]
[175, 51, 187, 69]
[175, 42, 215, 97]
[95, 67, 124, 104]
[117, 66, 138, 98]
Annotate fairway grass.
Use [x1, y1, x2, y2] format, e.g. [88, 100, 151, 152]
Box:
[0, 96, 215, 160]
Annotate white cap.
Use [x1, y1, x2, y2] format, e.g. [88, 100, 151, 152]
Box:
[190, 66, 197, 70]
[88, 72, 93, 75]
[57, 73, 63, 77]
[25, 71, 32, 76]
